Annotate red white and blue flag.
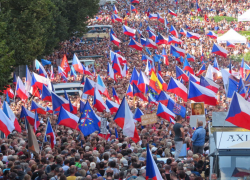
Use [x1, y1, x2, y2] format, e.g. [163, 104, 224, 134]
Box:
[45, 119, 56, 149]
[114, 97, 140, 143]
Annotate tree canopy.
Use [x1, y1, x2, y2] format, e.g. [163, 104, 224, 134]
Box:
[0, 0, 99, 91]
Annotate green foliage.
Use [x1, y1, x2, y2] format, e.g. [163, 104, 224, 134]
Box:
[231, 52, 250, 62]
[0, 0, 99, 92]
[0, 22, 15, 92]
[213, 16, 236, 22]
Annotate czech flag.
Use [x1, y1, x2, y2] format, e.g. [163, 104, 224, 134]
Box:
[133, 83, 148, 102]
[112, 55, 122, 75]
[146, 25, 155, 32]
[3, 101, 21, 132]
[72, 54, 84, 74]
[42, 84, 52, 102]
[111, 15, 115, 23]
[106, 99, 119, 114]
[161, 48, 169, 65]
[157, 91, 171, 106]
[110, 33, 121, 46]
[4, 86, 14, 99]
[189, 73, 200, 84]
[35, 59, 47, 77]
[123, 25, 136, 36]
[225, 92, 250, 130]
[112, 87, 120, 103]
[148, 93, 158, 105]
[133, 108, 144, 122]
[156, 34, 168, 45]
[31, 72, 49, 90]
[107, 62, 116, 81]
[170, 25, 178, 38]
[131, 5, 138, 14]
[57, 107, 80, 130]
[126, 84, 133, 97]
[141, 54, 153, 62]
[20, 106, 35, 126]
[83, 78, 95, 96]
[0, 109, 15, 137]
[213, 57, 220, 71]
[45, 119, 56, 149]
[126, 10, 130, 16]
[167, 77, 188, 101]
[186, 31, 200, 39]
[186, 53, 195, 62]
[146, 144, 163, 179]
[168, 36, 182, 45]
[180, 28, 187, 35]
[113, 5, 118, 14]
[196, 1, 201, 11]
[240, 58, 245, 78]
[149, 71, 162, 94]
[188, 81, 217, 106]
[183, 58, 194, 74]
[145, 38, 157, 49]
[211, 43, 228, 58]
[93, 88, 110, 113]
[148, 13, 158, 20]
[130, 67, 139, 85]
[148, 31, 157, 41]
[157, 13, 164, 23]
[51, 91, 72, 114]
[128, 38, 143, 51]
[226, 41, 235, 48]
[206, 31, 217, 39]
[170, 117, 176, 124]
[140, 37, 147, 46]
[196, 64, 206, 76]
[58, 66, 68, 82]
[46, 106, 53, 114]
[16, 77, 29, 100]
[30, 100, 46, 115]
[138, 71, 149, 93]
[176, 66, 189, 81]
[168, 9, 177, 16]
[227, 77, 238, 98]
[121, 63, 129, 77]
[113, 14, 122, 22]
[114, 97, 140, 143]
[157, 102, 176, 121]
[200, 76, 220, 93]
[170, 45, 185, 57]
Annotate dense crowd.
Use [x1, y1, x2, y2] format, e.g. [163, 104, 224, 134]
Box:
[1, 0, 250, 179]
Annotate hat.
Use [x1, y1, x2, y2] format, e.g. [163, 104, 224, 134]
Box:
[61, 150, 68, 155]
[85, 146, 90, 152]
[151, 147, 157, 153]
[36, 133, 41, 137]
[118, 143, 123, 147]
[120, 158, 128, 166]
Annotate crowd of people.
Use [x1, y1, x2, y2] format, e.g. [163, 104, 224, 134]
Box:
[1, 0, 250, 179]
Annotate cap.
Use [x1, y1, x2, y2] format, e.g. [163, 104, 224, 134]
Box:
[120, 158, 128, 166]
[36, 133, 41, 137]
[151, 147, 157, 153]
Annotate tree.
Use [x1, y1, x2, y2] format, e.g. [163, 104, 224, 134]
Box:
[0, 22, 15, 92]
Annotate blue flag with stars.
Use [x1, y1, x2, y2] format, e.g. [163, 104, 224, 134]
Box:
[78, 101, 100, 136]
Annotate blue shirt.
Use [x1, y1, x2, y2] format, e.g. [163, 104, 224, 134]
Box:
[192, 126, 206, 146]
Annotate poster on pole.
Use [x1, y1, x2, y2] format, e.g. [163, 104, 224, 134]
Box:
[190, 102, 206, 128]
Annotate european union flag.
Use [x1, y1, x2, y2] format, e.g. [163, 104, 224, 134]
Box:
[147, 86, 159, 100]
[78, 101, 100, 136]
[167, 98, 186, 118]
